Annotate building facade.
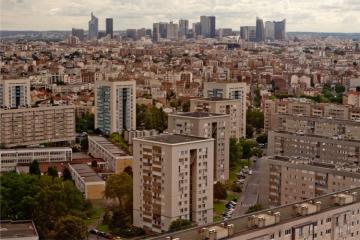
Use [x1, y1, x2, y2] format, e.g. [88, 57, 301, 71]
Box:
[0, 78, 31, 108]
[200, 16, 216, 38]
[133, 134, 214, 232]
[190, 98, 246, 139]
[0, 147, 72, 172]
[94, 80, 136, 135]
[0, 105, 75, 148]
[88, 12, 99, 40]
[105, 18, 113, 38]
[168, 112, 230, 182]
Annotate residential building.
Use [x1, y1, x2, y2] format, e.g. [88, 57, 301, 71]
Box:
[0, 105, 75, 148]
[88, 135, 132, 173]
[344, 91, 360, 107]
[267, 130, 360, 165]
[133, 134, 214, 232]
[71, 28, 85, 41]
[88, 12, 98, 40]
[168, 112, 230, 182]
[94, 80, 136, 135]
[0, 78, 31, 108]
[0, 147, 72, 172]
[266, 155, 360, 205]
[124, 129, 159, 145]
[190, 98, 246, 139]
[0, 220, 39, 240]
[105, 18, 113, 38]
[148, 187, 360, 240]
[68, 163, 105, 200]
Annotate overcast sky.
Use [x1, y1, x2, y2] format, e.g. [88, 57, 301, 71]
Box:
[1, 0, 360, 32]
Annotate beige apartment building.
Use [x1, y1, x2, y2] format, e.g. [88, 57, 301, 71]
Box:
[149, 187, 360, 240]
[264, 98, 360, 132]
[266, 155, 360, 206]
[95, 80, 136, 135]
[0, 78, 31, 108]
[168, 112, 230, 182]
[133, 134, 214, 232]
[267, 131, 360, 165]
[88, 135, 132, 173]
[0, 105, 75, 147]
[190, 98, 246, 139]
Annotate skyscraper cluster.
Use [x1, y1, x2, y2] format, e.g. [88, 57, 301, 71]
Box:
[241, 17, 286, 42]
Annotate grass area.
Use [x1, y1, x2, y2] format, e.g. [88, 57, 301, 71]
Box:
[213, 215, 222, 222]
[96, 223, 110, 232]
[85, 207, 105, 226]
[213, 200, 226, 215]
[226, 192, 238, 202]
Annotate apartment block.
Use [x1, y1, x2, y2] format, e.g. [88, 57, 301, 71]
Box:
[0, 78, 31, 108]
[0, 105, 75, 148]
[0, 147, 72, 172]
[68, 163, 105, 200]
[95, 80, 136, 135]
[88, 135, 132, 173]
[133, 134, 214, 232]
[168, 112, 230, 182]
[203, 82, 247, 103]
[149, 187, 360, 240]
[190, 98, 246, 139]
[266, 155, 360, 206]
[264, 98, 360, 133]
[267, 131, 360, 165]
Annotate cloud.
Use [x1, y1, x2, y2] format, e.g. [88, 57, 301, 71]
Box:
[0, 0, 359, 32]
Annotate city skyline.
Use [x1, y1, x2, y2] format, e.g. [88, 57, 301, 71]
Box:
[1, 0, 360, 32]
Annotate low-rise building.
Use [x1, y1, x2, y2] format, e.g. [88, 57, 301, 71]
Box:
[88, 135, 132, 173]
[0, 147, 72, 172]
[0, 220, 39, 240]
[68, 163, 105, 200]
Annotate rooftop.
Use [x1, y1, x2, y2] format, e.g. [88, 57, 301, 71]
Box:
[170, 112, 227, 118]
[69, 163, 104, 183]
[0, 220, 38, 239]
[88, 135, 130, 157]
[135, 134, 212, 145]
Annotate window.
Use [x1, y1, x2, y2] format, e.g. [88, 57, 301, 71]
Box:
[285, 229, 291, 235]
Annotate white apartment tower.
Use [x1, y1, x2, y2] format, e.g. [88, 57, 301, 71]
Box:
[95, 80, 136, 135]
[133, 134, 214, 232]
[0, 79, 31, 108]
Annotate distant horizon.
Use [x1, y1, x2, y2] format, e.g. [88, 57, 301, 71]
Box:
[1, 0, 360, 33]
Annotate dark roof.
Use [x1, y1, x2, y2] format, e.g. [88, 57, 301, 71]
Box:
[137, 134, 211, 144]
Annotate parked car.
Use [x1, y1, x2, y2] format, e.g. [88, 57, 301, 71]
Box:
[248, 170, 253, 175]
[89, 228, 98, 234]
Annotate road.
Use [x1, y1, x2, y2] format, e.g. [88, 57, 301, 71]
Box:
[233, 156, 267, 216]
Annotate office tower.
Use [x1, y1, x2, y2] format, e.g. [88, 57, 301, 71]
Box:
[192, 22, 201, 37]
[219, 28, 233, 39]
[88, 12, 99, 40]
[265, 21, 275, 40]
[152, 23, 160, 42]
[166, 21, 179, 40]
[190, 98, 246, 139]
[126, 29, 137, 40]
[168, 112, 230, 182]
[133, 134, 214, 232]
[266, 156, 360, 206]
[179, 19, 189, 39]
[255, 17, 265, 42]
[0, 79, 30, 108]
[71, 28, 85, 41]
[105, 18, 113, 38]
[137, 28, 146, 39]
[150, 187, 360, 240]
[95, 80, 136, 135]
[240, 26, 256, 41]
[0, 105, 75, 148]
[274, 19, 286, 40]
[145, 28, 152, 37]
[200, 16, 216, 38]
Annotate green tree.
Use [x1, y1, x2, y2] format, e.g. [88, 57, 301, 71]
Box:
[62, 167, 72, 181]
[246, 204, 264, 213]
[75, 112, 94, 134]
[246, 108, 264, 133]
[105, 173, 133, 210]
[240, 139, 257, 159]
[256, 133, 268, 144]
[47, 166, 58, 178]
[54, 215, 88, 240]
[213, 182, 227, 200]
[169, 219, 192, 232]
[91, 160, 97, 168]
[29, 160, 40, 175]
[229, 138, 242, 168]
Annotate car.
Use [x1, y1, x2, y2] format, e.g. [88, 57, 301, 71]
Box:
[230, 201, 237, 205]
[248, 170, 253, 175]
[89, 228, 98, 234]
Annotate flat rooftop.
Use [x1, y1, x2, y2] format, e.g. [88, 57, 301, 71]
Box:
[136, 134, 211, 144]
[88, 136, 130, 157]
[0, 220, 38, 239]
[192, 97, 234, 101]
[69, 164, 104, 183]
[170, 112, 227, 118]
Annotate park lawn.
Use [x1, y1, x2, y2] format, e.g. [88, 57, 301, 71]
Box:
[213, 215, 222, 222]
[213, 200, 225, 215]
[226, 192, 238, 202]
[85, 207, 105, 226]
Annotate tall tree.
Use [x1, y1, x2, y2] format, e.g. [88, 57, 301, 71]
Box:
[104, 173, 133, 210]
[29, 160, 40, 175]
[47, 166, 58, 178]
[62, 167, 72, 181]
[54, 215, 88, 240]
